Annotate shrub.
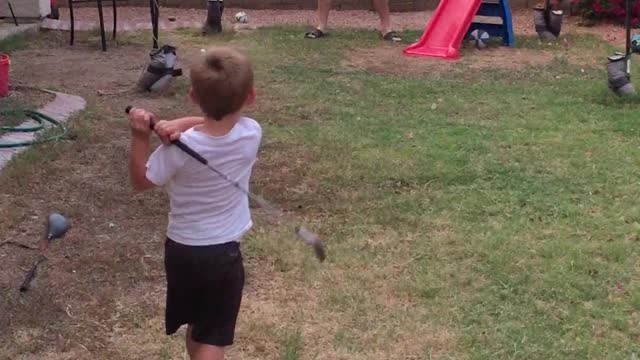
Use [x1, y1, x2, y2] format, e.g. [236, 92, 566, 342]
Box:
[571, 0, 640, 25]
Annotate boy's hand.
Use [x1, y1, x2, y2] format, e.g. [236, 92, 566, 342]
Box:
[128, 108, 154, 138]
[154, 120, 182, 144]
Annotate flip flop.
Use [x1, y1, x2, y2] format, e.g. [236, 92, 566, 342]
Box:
[305, 29, 327, 39]
[382, 31, 402, 42]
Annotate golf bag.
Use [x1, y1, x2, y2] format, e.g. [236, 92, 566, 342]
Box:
[607, 54, 636, 96]
[136, 45, 183, 93]
[533, 2, 563, 40]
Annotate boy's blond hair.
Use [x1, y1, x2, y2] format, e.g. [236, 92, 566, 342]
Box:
[190, 47, 254, 121]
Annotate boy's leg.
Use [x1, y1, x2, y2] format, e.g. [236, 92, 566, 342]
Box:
[192, 343, 225, 360]
[188, 242, 244, 360]
[187, 325, 225, 360]
[186, 325, 198, 358]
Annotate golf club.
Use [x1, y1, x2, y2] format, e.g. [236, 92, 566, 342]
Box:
[19, 213, 70, 292]
[125, 106, 326, 262]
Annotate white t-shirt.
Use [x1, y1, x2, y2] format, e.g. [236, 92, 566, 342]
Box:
[146, 117, 262, 246]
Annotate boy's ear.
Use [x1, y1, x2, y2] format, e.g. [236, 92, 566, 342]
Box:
[245, 86, 256, 106]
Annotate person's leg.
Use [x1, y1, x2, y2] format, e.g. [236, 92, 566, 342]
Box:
[372, 0, 401, 41]
[372, 0, 392, 34]
[202, 0, 224, 34]
[306, 0, 331, 38]
[316, 0, 332, 32]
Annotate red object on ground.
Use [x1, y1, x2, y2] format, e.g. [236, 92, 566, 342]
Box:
[0, 54, 10, 97]
[404, 0, 482, 60]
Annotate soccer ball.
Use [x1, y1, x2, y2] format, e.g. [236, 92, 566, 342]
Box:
[469, 29, 490, 50]
[234, 11, 248, 24]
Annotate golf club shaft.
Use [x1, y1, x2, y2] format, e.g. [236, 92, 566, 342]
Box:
[19, 255, 46, 292]
[126, 106, 325, 261]
[125, 107, 269, 205]
[126, 106, 274, 202]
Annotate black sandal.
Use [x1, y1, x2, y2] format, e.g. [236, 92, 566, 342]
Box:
[305, 29, 327, 39]
[382, 31, 402, 42]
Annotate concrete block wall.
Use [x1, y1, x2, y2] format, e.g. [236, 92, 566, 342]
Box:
[64, 0, 535, 12]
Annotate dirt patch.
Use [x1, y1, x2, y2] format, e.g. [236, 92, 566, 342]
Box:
[464, 46, 556, 70]
[252, 141, 322, 213]
[9, 42, 146, 96]
[511, 9, 627, 46]
[56, 6, 430, 33]
[346, 45, 556, 76]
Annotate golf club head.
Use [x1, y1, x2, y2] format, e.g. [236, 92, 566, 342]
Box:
[295, 226, 326, 262]
[47, 213, 70, 241]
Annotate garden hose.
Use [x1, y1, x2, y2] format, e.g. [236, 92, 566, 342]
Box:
[0, 109, 68, 148]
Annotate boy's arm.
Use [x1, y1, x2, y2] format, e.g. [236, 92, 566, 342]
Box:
[171, 116, 205, 131]
[128, 108, 157, 192]
[154, 116, 205, 144]
[129, 134, 156, 192]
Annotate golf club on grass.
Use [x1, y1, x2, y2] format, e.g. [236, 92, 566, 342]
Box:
[19, 213, 70, 292]
[125, 106, 326, 262]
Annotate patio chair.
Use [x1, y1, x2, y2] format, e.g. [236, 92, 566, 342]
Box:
[68, 0, 117, 51]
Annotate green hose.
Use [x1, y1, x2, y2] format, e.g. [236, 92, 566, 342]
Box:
[0, 109, 68, 148]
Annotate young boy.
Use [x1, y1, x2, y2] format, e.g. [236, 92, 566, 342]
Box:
[127, 47, 261, 360]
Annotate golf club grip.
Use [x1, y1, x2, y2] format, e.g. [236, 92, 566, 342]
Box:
[125, 106, 208, 165]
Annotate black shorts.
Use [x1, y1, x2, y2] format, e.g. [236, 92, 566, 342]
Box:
[164, 238, 245, 347]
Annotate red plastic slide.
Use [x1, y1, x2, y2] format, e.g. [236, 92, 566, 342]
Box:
[404, 0, 483, 60]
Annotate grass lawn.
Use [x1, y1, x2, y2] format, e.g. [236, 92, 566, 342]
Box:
[1, 26, 640, 359]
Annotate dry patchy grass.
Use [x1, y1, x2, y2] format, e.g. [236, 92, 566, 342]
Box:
[2, 25, 639, 360]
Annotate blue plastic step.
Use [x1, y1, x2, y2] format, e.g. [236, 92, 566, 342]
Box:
[465, 0, 514, 47]
[477, 3, 504, 17]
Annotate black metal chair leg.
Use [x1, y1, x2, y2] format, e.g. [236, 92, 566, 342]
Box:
[112, 0, 117, 40]
[150, 0, 159, 49]
[69, 0, 75, 46]
[96, 0, 107, 51]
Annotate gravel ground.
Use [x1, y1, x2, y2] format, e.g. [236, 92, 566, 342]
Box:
[53, 6, 627, 45]
[56, 6, 431, 32]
